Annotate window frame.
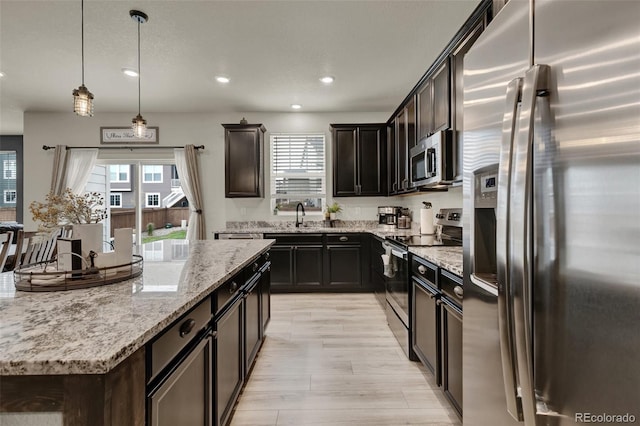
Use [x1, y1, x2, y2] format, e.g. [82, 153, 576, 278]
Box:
[145, 192, 161, 208]
[109, 193, 122, 208]
[109, 165, 130, 183]
[4, 189, 16, 204]
[3, 160, 16, 180]
[142, 165, 163, 183]
[270, 133, 326, 216]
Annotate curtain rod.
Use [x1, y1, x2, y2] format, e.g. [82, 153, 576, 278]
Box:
[42, 144, 204, 151]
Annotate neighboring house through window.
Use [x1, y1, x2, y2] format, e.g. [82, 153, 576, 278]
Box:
[146, 193, 160, 207]
[3, 160, 16, 179]
[4, 190, 16, 203]
[270, 133, 326, 214]
[109, 165, 129, 182]
[143, 165, 163, 183]
[110, 193, 122, 208]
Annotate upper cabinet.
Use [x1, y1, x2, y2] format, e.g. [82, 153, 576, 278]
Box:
[223, 123, 266, 198]
[331, 124, 387, 197]
[417, 58, 451, 142]
[389, 98, 417, 196]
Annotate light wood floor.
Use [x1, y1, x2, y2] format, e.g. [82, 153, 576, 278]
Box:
[230, 293, 461, 426]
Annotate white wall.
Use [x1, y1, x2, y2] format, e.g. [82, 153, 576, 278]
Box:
[23, 111, 463, 236]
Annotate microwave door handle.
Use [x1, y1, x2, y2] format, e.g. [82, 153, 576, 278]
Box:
[496, 76, 524, 422]
[427, 148, 435, 177]
[510, 64, 550, 426]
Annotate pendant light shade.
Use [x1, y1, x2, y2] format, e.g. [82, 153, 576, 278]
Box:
[73, 0, 94, 116]
[130, 10, 148, 138]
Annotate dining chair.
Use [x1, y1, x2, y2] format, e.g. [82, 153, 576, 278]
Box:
[20, 229, 61, 267]
[0, 231, 14, 272]
[3, 230, 25, 272]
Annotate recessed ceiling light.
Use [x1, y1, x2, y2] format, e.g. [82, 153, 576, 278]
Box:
[0, 72, 5, 78]
[291, 104, 302, 110]
[122, 68, 139, 77]
[215, 76, 231, 84]
[320, 76, 334, 84]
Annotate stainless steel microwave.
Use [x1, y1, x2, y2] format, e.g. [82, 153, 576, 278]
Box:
[410, 130, 455, 188]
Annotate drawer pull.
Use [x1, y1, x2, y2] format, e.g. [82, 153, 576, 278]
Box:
[418, 265, 427, 275]
[265, 252, 270, 260]
[339, 236, 348, 242]
[454, 285, 464, 299]
[253, 262, 259, 272]
[229, 282, 238, 293]
[429, 292, 436, 300]
[179, 318, 196, 338]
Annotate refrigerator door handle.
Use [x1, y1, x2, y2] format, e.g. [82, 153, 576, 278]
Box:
[496, 76, 524, 422]
[510, 64, 550, 426]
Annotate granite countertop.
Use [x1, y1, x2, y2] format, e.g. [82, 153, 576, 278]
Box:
[214, 221, 463, 277]
[0, 239, 273, 376]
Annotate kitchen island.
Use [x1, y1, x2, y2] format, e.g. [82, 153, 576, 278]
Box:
[0, 239, 273, 425]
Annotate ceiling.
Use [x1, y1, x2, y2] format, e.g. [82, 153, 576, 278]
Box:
[0, 0, 481, 135]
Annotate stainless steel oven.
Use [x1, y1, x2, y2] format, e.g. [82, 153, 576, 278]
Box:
[410, 130, 455, 188]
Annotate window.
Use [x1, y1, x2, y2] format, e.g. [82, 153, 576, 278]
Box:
[110, 193, 122, 208]
[271, 133, 325, 214]
[3, 160, 16, 179]
[4, 190, 16, 203]
[143, 165, 163, 183]
[146, 192, 160, 207]
[109, 165, 129, 182]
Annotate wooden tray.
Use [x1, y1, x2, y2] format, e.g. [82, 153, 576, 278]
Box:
[14, 255, 144, 292]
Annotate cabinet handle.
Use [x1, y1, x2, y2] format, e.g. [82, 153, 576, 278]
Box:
[229, 281, 238, 293]
[253, 262, 259, 272]
[454, 285, 464, 299]
[339, 236, 348, 242]
[210, 330, 218, 339]
[428, 292, 436, 300]
[265, 252, 270, 260]
[179, 318, 196, 338]
[267, 266, 271, 272]
[436, 299, 442, 306]
[418, 265, 427, 275]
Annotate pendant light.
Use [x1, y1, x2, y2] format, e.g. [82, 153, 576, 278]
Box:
[72, 0, 94, 116]
[130, 10, 148, 138]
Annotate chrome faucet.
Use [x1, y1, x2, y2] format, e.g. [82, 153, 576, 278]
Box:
[295, 202, 306, 228]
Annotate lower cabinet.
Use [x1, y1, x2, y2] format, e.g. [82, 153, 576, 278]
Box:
[440, 297, 463, 416]
[325, 234, 362, 288]
[215, 296, 244, 426]
[412, 278, 440, 384]
[243, 276, 262, 373]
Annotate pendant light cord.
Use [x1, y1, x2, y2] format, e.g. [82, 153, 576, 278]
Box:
[137, 18, 141, 116]
[81, 0, 85, 85]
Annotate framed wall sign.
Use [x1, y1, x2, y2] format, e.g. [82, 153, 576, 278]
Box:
[100, 127, 159, 144]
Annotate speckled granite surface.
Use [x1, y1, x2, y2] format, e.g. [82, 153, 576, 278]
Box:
[0, 239, 273, 376]
[215, 221, 463, 277]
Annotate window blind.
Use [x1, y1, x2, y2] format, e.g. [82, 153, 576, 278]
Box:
[271, 134, 326, 197]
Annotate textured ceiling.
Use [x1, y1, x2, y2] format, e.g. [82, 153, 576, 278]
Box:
[0, 0, 481, 134]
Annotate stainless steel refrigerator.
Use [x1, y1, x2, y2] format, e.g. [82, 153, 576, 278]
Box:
[462, 0, 640, 425]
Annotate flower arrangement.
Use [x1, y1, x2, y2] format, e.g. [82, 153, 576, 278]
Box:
[30, 188, 107, 232]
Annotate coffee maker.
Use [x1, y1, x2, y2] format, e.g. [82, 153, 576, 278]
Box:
[377, 206, 402, 230]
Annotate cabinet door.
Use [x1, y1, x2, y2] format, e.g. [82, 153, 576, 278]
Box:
[395, 110, 408, 191]
[260, 264, 271, 334]
[333, 127, 358, 196]
[224, 125, 265, 198]
[215, 299, 243, 426]
[148, 335, 212, 426]
[269, 246, 294, 288]
[417, 79, 433, 140]
[406, 96, 417, 150]
[357, 126, 385, 196]
[432, 59, 451, 133]
[294, 246, 323, 287]
[325, 245, 361, 288]
[387, 120, 398, 195]
[412, 279, 440, 385]
[441, 298, 463, 417]
[244, 279, 262, 373]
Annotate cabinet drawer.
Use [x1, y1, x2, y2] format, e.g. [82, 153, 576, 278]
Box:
[264, 234, 323, 245]
[245, 251, 270, 281]
[216, 272, 243, 313]
[326, 234, 362, 245]
[150, 297, 212, 380]
[439, 269, 463, 308]
[412, 256, 438, 286]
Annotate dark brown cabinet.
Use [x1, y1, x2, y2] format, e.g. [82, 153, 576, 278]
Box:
[214, 296, 243, 426]
[223, 123, 266, 198]
[243, 276, 261, 373]
[325, 234, 362, 288]
[331, 124, 386, 197]
[439, 270, 463, 417]
[417, 58, 451, 141]
[265, 234, 324, 292]
[389, 98, 416, 195]
[411, 257, 441, 385]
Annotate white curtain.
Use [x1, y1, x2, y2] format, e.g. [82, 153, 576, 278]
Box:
[174, 145, 206, 241]
[64, 149, 98, 194]
[49, 147, 98, 195]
